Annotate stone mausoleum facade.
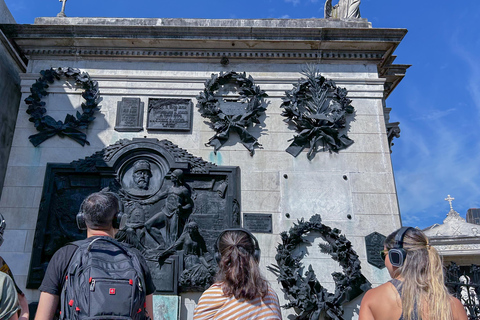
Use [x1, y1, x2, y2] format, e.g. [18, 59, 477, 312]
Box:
[0, 7, 409, 319]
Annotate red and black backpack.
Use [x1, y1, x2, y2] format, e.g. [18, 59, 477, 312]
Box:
[60, 237, 148, 320]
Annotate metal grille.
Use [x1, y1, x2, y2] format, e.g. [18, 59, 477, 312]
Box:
[445, 262, 480, 320]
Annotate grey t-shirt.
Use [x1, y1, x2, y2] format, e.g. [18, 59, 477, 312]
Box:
[0, 272, 19, 320]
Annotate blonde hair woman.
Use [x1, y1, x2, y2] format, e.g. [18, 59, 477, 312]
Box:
[359, 227, 467, 320]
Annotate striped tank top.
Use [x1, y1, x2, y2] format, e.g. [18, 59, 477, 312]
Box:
[193, 282, 282, 320]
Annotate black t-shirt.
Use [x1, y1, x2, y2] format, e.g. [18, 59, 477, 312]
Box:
[39, 236, 156, 296]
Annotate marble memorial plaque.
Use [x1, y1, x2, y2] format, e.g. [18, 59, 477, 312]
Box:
[365, 231, 386, 269]
[243, 213, 273, 233]
[147, 98, 192, 131]
[114, 97, 144, 132]
[219, 101, 247, 116]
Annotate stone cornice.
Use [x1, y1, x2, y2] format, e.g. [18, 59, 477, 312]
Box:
[0, 28, 26, 72]
[0, 18, 408, 97]
[0, 18, 406, 55]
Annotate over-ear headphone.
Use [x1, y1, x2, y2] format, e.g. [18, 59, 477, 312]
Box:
[0, 213, 6, 247]
[388, 226, 413, 268]
[76, 192, 125, 231]
[214, 228, 261, 264]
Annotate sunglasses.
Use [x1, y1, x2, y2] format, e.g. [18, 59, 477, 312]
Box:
[380, 250, 388, 261]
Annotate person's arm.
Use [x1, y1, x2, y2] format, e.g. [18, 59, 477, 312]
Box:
[451, 296, 468, 320]
[8, 311, 19, 320]
[34, 292, 59, 320]
[145, 294, 153, 319]
[17, 294, 29, 320]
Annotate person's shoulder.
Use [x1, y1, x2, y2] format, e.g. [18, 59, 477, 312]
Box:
[52, 242, 79, 258]
[362, 281, 398, 305]
[203, 282, 223, 294]
[0, 272, 15, 292]
[266, 283, 279, 296]
[0, 271, 11, 282]
[450, 295, 468, 320]
[198, 283, 224, 302]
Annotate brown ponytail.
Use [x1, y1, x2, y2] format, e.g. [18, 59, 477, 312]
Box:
[215, 230, 268, 300]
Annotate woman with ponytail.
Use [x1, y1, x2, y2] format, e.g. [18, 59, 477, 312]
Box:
[193, 229, 282, 320]
[359, 227, 467, 320]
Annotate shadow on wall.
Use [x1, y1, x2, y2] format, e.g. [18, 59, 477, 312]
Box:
[0, 35, 22, 199]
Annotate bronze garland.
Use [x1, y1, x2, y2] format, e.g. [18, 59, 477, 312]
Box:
[196, 71, 268, 155]
[281, 65, 355, 160]
[25, 67, 100, 147]
[268, 215, 370, 320]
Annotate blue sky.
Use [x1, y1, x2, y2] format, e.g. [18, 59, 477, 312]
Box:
[4, 0, 480, 229]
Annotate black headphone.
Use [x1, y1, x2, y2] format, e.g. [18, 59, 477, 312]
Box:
[76, 192, 125, 231]
[388, 226, 413, 268]
[0, 213, 5, 247]
[214, 228, 261, 264]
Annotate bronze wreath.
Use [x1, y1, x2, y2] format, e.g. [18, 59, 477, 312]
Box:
[196, 71, 268, 155]
[281, 65, 355, 160]
[25, 67, 100, 147]
[268, 215, 370, 320]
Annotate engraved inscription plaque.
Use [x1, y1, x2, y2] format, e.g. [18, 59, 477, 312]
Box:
[114, 97, 144, 132]
[147, 98, 192, 131]
[154, 255, 181, 295]
[219, 101, 247, 116]
[243, 213, 273, 233]
[365, 231, 386, 269]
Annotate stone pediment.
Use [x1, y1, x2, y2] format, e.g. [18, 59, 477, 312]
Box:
[423, 209, 480, 238]
[423, 208, 480, 259]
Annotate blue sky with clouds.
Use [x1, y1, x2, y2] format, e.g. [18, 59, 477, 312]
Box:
[4, 0, 480, 229]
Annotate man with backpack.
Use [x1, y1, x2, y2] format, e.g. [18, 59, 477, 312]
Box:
[35, 192, 156, 320]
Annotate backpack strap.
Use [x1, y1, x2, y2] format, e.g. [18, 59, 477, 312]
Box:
[86, 237, 131, 255]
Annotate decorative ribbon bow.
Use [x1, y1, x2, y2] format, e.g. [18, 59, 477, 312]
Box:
[28, 115, 89, 147]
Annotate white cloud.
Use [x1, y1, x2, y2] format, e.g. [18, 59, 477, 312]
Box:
[414, 108, 456, 121]
[285, 0, 300, 6]
[391, 74, 480, 229]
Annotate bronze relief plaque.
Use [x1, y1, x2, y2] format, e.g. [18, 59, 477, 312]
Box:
[147, 98, 192, 131]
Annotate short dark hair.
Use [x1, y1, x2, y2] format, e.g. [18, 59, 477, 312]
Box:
[81, 192, 119, 230]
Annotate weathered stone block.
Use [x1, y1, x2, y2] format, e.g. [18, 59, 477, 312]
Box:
[241, 190, 281, 212]
[350, 172, 396, 194]
[4, 166, 46, 187]
[281, 172, 353, 221]
[1, 230, 27, 252]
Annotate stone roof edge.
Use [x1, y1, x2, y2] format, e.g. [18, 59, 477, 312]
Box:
[33, 17, 373, 28]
